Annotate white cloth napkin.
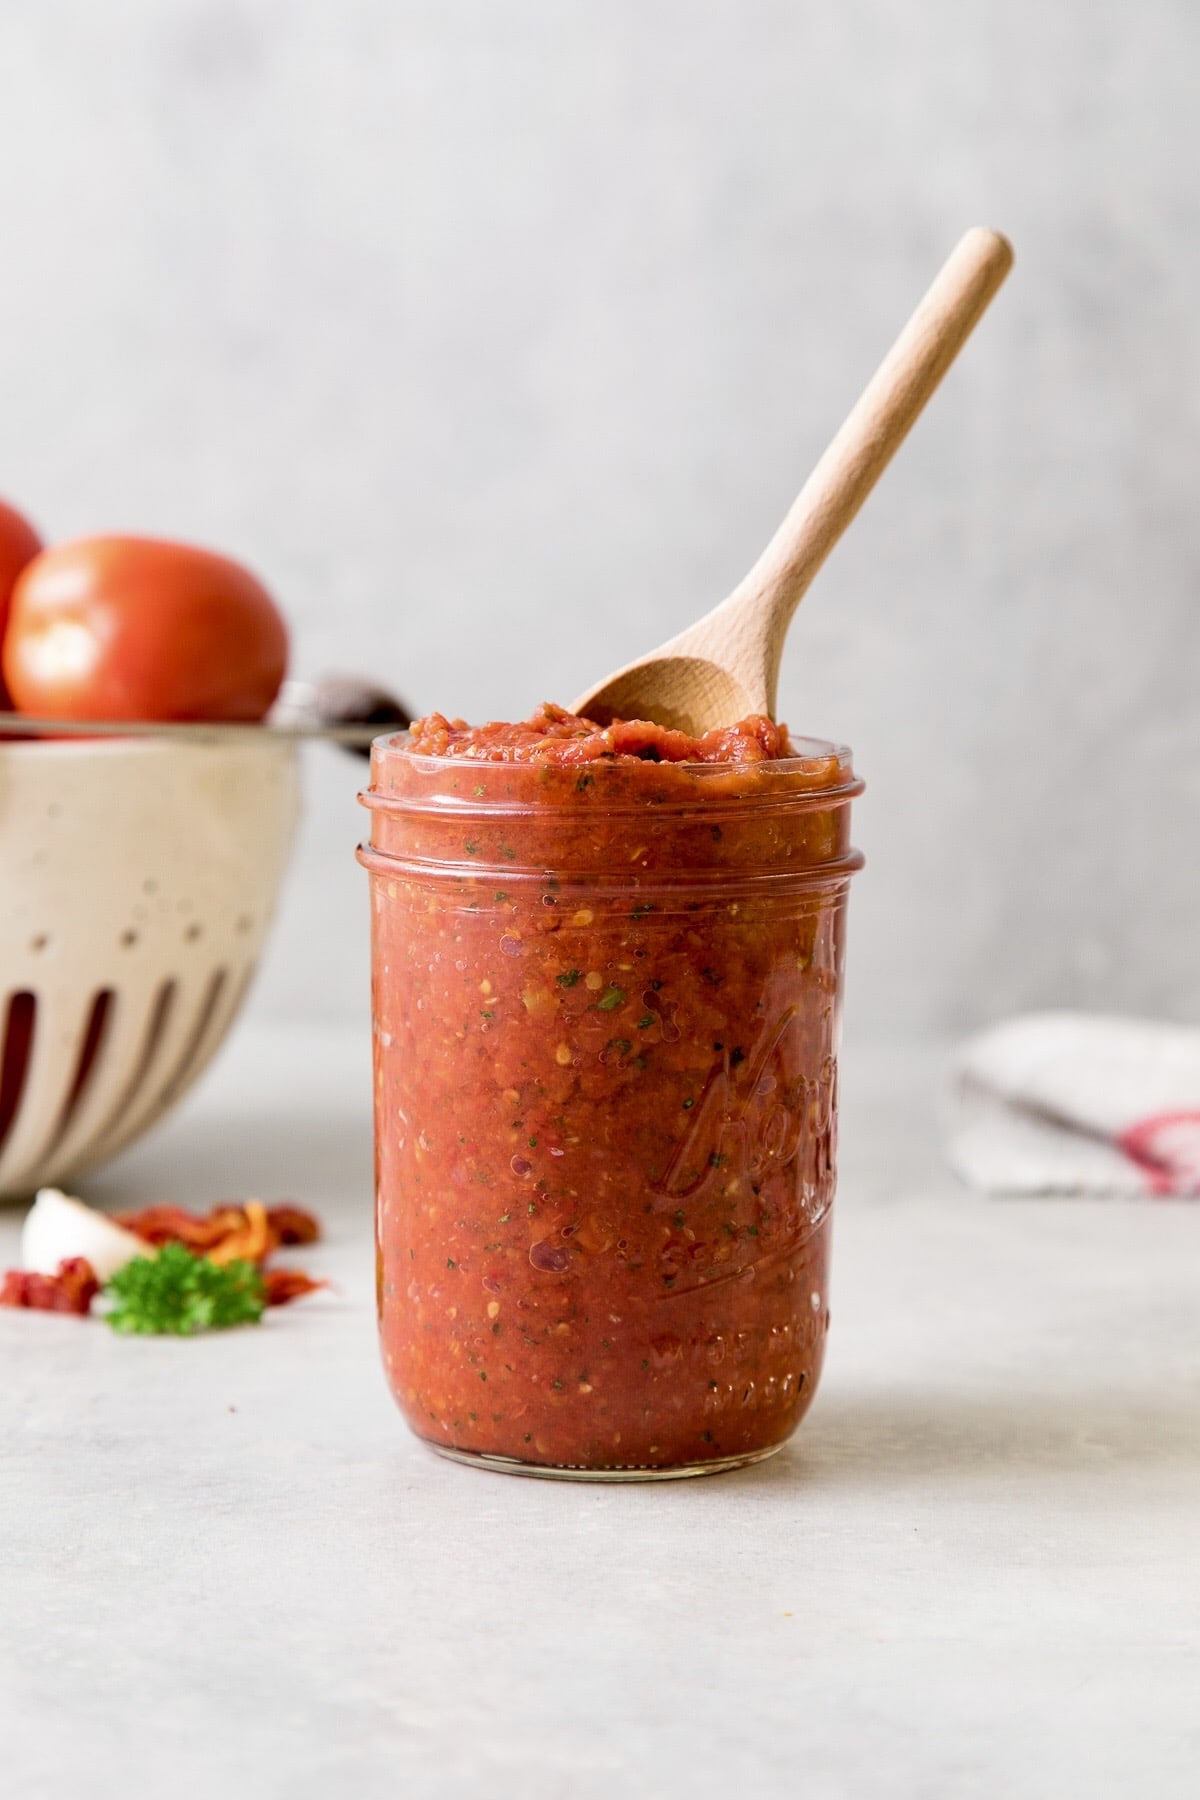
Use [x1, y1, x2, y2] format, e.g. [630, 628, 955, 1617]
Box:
[946, 1012, 1200, 1197]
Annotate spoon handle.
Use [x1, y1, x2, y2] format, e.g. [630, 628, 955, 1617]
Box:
[727, 226, 1013, 707]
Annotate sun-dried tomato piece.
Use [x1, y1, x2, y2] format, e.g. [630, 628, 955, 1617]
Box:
[114, 1204, 245, 1252]
[262, 1267, 326, 1307]
[264, 1204, 321, 1246]
[207, 1201, 272, 1267]
[0, 1257, 99, 1315]
[115, 1200, 322, 1263]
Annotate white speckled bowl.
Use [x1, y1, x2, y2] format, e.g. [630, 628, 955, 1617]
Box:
[0, 737, 300, 1199]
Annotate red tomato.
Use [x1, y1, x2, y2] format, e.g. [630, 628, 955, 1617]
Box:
[3, 535, 288, 722]
[0, 497, 45, 707]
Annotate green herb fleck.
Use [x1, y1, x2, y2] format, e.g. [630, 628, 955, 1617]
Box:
[528, 1135, 538, 1147]
[447, 1257, 457, 1269]
[556, 969, 583, 988]
[682, 1098, 695, 1110]
[498, 1213, 510, 1223]
[464, 840, 479, 855]
[481, 1009, 495, 1021]
[597, 986, 626, 1011]
[104, 1244, 264, 1336]
[576, 774, 593, 791]
[494, 891, 509, 902]
[637, 1013, 656, 1030]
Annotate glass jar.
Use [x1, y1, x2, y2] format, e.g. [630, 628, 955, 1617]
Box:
[358, 735, 862, 1480]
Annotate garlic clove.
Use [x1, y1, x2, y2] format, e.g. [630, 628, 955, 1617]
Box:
[21, 1187, 146, 1282]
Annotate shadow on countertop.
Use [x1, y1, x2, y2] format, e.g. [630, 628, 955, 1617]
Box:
[82, 1105, 373, 1222]
[750, 1384, 1200, 1490]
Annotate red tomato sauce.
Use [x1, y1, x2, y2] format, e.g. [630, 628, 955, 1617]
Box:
[407, 702, 794, 765]
[361, 708, 862, 1475]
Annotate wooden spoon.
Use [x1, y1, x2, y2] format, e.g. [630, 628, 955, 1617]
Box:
[573, 226, 1013, 734]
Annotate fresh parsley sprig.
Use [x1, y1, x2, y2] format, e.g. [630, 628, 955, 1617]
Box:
[104, 1242, 265, 1335]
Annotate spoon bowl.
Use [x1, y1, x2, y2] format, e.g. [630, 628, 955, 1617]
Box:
[581, 656, 755, 734]
[575, 227, 1014, 736]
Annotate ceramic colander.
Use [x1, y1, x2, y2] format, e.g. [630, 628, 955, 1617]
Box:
[0, 735, 300, 1199]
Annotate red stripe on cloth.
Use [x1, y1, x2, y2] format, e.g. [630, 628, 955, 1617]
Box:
[1117, 1111, 1200, 1196]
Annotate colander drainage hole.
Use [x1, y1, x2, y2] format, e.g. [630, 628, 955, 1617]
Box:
[0, 992, 36, 1157]
[89, 979, 178, 1153]
[153, 967, 229, 1112]
[44, 988, 115, 1156]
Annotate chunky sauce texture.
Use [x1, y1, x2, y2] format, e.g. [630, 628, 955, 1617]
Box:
[407, 702, 794, 766]
[362, 706, 861, 1473]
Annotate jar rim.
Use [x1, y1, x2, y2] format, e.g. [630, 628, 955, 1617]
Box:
[365, 732, 862, 819]
[361, 729, 862, 886]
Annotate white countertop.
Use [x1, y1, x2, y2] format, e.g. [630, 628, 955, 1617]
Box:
[2, 1025, 1197, 1799]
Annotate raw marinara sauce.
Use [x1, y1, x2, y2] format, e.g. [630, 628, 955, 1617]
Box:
[359, 705, 862, 1478]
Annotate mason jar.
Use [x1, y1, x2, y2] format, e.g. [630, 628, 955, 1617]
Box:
[359, 733, 862, 1480]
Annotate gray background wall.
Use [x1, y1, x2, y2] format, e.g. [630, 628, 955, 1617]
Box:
[2, 2, 1197, 1040]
